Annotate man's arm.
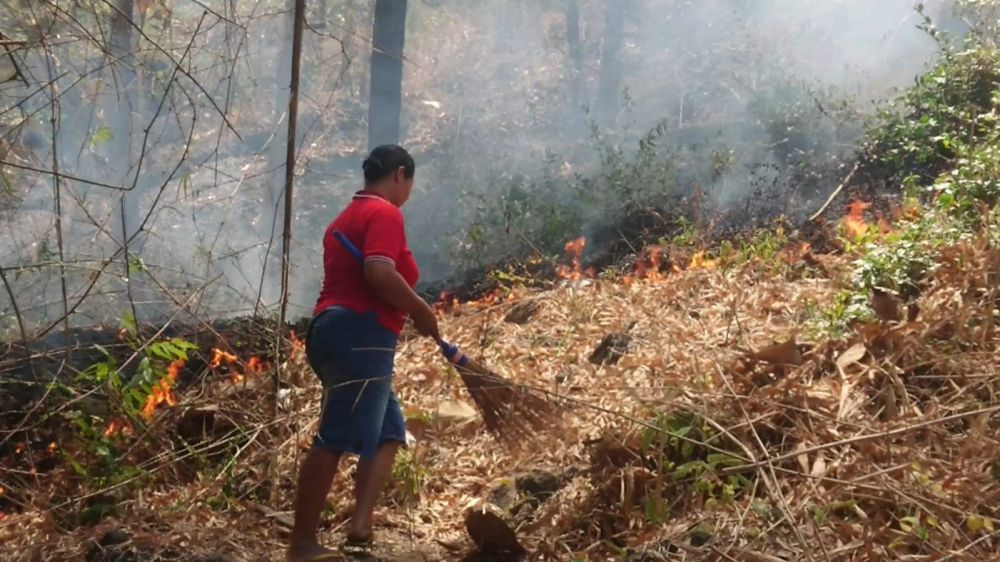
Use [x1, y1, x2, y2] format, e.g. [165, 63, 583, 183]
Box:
[364, 261, 439, 339]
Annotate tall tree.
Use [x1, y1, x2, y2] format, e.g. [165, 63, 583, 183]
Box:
[597, 0, 625, 126]
[108, 0, 139, 248]
[368, 0, 407, 150]
[565, 0, 584, 111]
[269, 1, 295, 206]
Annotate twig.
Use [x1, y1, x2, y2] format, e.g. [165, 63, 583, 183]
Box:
[0, 265, 27, 345]
[254, 503, 295, 529]
[809, 162, 860, 222]
[40, 31, 71, 366]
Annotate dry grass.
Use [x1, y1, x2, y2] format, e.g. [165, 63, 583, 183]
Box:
[1, 237, 998, 562]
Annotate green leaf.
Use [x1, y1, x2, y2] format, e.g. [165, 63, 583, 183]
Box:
[128, 256, 147, 274]
[967, 515, 995, 533]
[90, 126, 113, 150]
[120, 311, 137, 339]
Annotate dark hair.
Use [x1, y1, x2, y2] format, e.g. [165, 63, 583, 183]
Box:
[362, 144, 415, 186]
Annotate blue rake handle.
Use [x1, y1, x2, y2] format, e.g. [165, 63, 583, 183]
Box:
[332, 229, 466, 365]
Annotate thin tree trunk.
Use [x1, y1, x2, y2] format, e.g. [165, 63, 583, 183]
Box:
[368, 0, 407, 150]
[566, 0, 584, 111]
[256, 0, 295, 312]
[108, 0, 144, 318]
[277, 0, 306, 430]
[598, 0, 625, 127]
[340, 0, 356, 92]
[109, 0, 136, 234]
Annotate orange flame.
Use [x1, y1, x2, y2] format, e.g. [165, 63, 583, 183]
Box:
[104, 419, 133, 438]
[246, 356, 267, 375]
[142, 359, 184, 420]
[210, 348, 238, 369]
[289, 330, 305, 359]
[688, 251, 717, 270]
[472, 289, 505, 307]
[556, 237, 587, 280]
[435, 291, 461, 314]
[876, 214, 892, 235]
[843, 200, 870, 239]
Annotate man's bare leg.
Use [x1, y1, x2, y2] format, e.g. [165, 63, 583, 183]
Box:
[348, 441, 401, 541]
[288, 448, 342, 562]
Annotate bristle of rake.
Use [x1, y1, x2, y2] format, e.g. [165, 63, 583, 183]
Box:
[452, 356, 563, 446]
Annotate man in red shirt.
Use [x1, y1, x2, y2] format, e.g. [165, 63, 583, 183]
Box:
[289, 145, 439, 562]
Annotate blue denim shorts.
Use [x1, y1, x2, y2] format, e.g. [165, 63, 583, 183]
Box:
[305, 306, 406, 459]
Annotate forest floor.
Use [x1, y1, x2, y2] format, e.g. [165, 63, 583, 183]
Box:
[6, 222, 998, 561]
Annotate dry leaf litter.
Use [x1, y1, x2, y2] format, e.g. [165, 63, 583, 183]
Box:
[2, 237, 999, 562]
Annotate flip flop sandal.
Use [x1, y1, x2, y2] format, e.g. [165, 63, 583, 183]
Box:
[343, 533, 375, 549]
[303, 554, 343, 562]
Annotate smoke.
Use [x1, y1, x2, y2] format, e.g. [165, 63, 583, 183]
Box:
[0, 0, 961, 335]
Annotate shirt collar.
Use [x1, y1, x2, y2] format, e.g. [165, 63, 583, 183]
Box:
[353, 190, 388, 202]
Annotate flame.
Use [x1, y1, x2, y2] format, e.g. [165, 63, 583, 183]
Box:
[843, 200, 870, 239]
[634, 246, 665, 280]
[435, 291, 460, 313]
[104, 419, 133, 438]
[688, 251, 717, 270]
[142, 359, 184, 420]
[289, 330, 305, 359]
[47, 442, 57, 453]
[210, 348, 238, 369]
[876, 214, 892, 234]
[473, 289, 504, 307]
[556, 237, 587, 280]
[246, 356, 267, 375]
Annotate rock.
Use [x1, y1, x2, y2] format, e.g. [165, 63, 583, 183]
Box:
[96, 529, 132, 548]
[503, 301, 540, 325]
[487, 480, 517, 510]
[588, 333, 631, 366]
[436, 400, 478, 425]
[85, 529, 141, 562]
[689, 522, 714, 547]
[464, 502, 526, 557]
[623, 541, 679, 562]
[514, 469, 561, 502]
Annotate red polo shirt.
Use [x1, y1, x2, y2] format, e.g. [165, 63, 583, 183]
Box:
[314, 191, 420, 335]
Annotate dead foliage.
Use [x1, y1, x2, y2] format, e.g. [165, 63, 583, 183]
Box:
[1, 232, 998, 561]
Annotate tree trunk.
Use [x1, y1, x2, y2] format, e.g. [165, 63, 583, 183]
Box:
[566, 0, 584, 112]
[108, 0, 139, 248]
[256, 0, 296, 308]
[339, 0, 356, 92]
[368, 0, 407, 150]
[598, 0, 625, 127]
[268, 0, 295, 210]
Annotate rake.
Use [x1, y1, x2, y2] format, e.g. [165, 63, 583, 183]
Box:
[334, 230, 563, 444]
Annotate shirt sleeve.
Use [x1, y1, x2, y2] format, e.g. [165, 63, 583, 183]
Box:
[363, 207, 405, 266]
